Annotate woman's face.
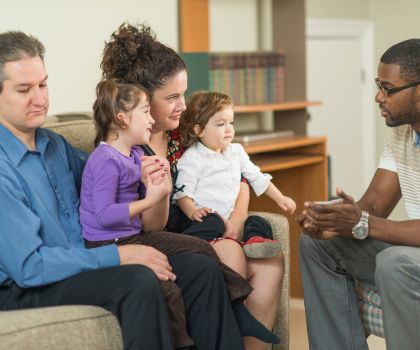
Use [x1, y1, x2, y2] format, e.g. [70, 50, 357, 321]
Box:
[150, 70, 188, 132]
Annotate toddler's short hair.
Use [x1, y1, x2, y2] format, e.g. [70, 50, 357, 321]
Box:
[180, 91, 233, 147]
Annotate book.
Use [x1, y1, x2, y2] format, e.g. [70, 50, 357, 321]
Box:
[233, 130, 294, 143]
[181, 51, 286, 105]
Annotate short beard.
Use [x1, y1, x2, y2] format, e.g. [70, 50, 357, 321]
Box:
[385, 92, 420, 127]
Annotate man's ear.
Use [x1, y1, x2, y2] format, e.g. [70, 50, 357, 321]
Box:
[193, 124, 203, 137]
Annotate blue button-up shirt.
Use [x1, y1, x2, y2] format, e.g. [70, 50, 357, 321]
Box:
[0, 125, 119, 287]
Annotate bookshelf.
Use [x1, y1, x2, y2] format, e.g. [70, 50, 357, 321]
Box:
[179, 0, 328, 299]
[234, 100, 321, 113]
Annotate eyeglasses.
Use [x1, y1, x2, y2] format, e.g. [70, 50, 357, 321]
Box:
[375, 78, 420, 97]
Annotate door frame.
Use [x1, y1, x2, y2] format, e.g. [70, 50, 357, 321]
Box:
[306, 19, 376, 190]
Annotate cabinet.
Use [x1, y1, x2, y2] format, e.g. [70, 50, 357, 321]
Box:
[179, 0, 327, 298]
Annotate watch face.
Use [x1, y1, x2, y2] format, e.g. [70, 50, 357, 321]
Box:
[354, 226, 368, 240]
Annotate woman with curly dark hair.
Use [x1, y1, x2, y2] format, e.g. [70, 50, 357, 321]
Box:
[101, 23, 284, 350]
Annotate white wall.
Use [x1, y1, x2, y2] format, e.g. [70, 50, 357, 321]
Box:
[0, 0, 178, 115]
[210, 0, 258, 51]
[306, 0, 369, 20]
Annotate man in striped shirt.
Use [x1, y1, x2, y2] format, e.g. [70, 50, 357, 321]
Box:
[298, 39, 420, 350]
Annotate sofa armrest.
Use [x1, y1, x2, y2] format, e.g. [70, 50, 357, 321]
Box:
[249, 211, 290, 350]
[0, 306, 123, 350]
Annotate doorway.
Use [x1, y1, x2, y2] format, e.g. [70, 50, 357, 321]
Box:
[306, 19, 376, 200]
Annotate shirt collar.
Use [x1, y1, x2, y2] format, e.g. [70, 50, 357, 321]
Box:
[195, 141, 233, 156]
[412, 128, 420, 148]
[0, 124, 50, 165]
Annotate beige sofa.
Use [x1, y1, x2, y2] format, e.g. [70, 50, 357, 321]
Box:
[0, 114, 290, 350]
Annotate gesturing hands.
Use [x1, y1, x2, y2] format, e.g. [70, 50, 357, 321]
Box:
[296, 187, 362, 240]
[117, 244, 176, 281]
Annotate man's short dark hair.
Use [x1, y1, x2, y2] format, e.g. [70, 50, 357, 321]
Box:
[0, 31, 45, 92]
[381, 39, 420, 81]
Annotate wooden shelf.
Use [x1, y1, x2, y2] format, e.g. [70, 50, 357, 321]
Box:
[233, 100, 321, 113]
[242, 135, 327, 155]
[252, 154, 324, 172]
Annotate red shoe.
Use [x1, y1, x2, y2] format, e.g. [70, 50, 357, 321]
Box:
[243, 236, 281, 258]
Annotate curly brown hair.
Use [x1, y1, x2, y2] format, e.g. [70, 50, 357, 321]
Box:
[180, 91, 233, 147]
[93, 79, 150, 146]
[101, 23, 186, 95]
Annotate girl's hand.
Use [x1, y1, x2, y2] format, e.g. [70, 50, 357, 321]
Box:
[277, 195, 297, 214]
[191, 207, 212, 222]
[144, 174, 171, 204]
[141, 155, 170, 183]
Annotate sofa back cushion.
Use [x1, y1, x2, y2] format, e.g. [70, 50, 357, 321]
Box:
[44, 113, 95, 154]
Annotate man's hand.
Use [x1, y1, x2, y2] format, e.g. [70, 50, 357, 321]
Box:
[302, 187, 362, 238]
[117, 244, 176, 281]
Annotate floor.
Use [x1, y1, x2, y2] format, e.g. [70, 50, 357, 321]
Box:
[290, 299, 387, 350]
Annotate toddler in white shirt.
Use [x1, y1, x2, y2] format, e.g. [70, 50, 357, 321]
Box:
[173, 91, 296, 266]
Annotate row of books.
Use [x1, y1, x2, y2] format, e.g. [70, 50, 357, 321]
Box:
[181, 51, 286, 106]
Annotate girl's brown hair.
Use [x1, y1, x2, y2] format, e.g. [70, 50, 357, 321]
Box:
[101, 23, 186, 95]
[180, 91, 233, 147]
[93, 79, 150, 146]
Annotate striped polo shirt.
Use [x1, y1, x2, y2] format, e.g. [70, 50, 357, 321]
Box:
[378, 124, 420, 219]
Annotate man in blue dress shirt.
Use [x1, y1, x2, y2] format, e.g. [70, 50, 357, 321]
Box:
[0, 31, 245, 350]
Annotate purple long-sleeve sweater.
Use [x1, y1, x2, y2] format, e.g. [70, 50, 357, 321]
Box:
[80, 143, 146, 241]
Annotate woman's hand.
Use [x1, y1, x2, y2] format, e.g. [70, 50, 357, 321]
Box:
[223, 215, 244, 241]
[141, 155, 170, 181]
[141, 155, 172, 191]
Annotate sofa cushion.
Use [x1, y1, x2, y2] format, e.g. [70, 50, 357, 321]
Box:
[44, 114, 95, 154]
[0, 305, 123, 350]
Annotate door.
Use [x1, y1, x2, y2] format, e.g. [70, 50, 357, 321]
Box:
[306, 21, 375, 201]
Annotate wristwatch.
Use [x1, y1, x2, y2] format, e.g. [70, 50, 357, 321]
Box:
[352, 211, 369, 240]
